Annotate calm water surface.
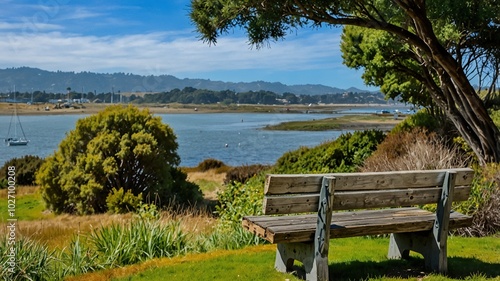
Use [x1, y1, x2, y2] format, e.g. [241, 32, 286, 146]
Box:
[0, 112, 350, 167]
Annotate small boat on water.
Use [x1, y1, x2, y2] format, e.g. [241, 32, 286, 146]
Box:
[5, 90, 29, 146]
[5, 136, 29, 146]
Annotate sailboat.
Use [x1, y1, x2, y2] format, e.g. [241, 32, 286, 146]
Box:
[5, 89, 29, 146]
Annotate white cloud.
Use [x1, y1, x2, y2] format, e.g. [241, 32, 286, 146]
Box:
[0, 21, 62, 30]
[0, 30, 344, 76]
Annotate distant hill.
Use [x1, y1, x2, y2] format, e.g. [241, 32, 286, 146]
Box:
[0, 67, 373, 95]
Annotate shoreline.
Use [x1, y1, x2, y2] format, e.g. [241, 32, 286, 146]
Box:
[0, 102, 405, 116]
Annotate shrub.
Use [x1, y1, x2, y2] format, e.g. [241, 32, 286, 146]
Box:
[361, 128, 471, 172]
[224, 164, 271, 184]
[273, 130, 386, 174]
[216, 174, 266, 226]
[197, 158, 226, 171]
[36, 105, 202, 214]
[0, 155, 44, 187]
[106, 187, 143, 214]
[392, 109, 441, 133]
[455, 164, 500, 237]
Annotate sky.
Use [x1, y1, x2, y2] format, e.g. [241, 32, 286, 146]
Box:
[0, 0, 375, 90]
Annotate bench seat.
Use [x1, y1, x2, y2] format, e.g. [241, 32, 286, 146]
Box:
[241, 168, 475, 280]
[243, 207, 472, 244]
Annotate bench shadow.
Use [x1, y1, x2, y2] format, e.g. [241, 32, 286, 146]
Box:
[290, 257, 499, 280]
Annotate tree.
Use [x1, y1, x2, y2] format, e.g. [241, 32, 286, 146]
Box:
[36, 105, 201, 214]
[190, 0, 500, 164]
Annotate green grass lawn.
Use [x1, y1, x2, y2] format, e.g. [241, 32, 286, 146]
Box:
[71, 236, 499, 281]
[0, 190, 52, 221]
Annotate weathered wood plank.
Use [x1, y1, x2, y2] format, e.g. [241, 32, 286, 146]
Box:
[263, 186, 471, 214]
[264, 168, 474, 195]
[242, 209, 472, 244]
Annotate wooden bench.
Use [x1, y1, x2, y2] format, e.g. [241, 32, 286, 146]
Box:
[242, 168, 474, 281]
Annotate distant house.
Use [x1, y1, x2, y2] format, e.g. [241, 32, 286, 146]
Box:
[93, 99, 102, 103]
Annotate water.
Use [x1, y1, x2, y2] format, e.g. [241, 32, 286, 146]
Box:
[0, 112, 354, 167]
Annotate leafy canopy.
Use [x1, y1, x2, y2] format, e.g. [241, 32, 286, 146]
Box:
[36, 105, 201, 214]
[190, 0, 500, 165]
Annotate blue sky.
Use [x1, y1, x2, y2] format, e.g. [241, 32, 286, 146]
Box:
[0, 0, 375, 90]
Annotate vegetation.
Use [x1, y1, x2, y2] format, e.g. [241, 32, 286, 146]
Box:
[190, 0, 500, 165]
[273, 130, 385, 174]
[361, 128, 471, 172]
[1, 102, 499, 280]
[264, 114, 399, 131]
[196, 158, 226, 172]
[69, 236, 500, 281]
[0, 155, 44, 188]
[215, 130, 386, 227]
[36, 105, 202, 214]
[4, 86, 387, 106]
[223, 164, 271, 184]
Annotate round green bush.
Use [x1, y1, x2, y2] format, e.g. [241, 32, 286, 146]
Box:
[0, 155, 44, 188]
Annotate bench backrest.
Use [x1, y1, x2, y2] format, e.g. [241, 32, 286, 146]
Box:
[263, 168, 474, 215]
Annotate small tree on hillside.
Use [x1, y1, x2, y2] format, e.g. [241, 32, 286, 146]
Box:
[36, 105, 201, 214]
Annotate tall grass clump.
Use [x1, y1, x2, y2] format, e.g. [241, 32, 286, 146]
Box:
[0, 236, 55, 281]
[56, 235, 102, 278]
[89, 206, 188, 267]
[193, 223, 265, 252]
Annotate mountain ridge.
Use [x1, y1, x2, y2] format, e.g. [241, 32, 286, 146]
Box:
[0, 67, 374, 95]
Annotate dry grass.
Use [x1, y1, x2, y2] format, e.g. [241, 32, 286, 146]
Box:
[1, 213, 133, 249]
[0, 207, 216, 250]
[187, 170, 226, 184]
[0, 185, 38, 197]
[361, 129, 471, 172]
[187, 169, 226, 200]
[0, 169, 221, 250]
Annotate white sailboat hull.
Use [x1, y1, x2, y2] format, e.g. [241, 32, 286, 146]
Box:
[6, 138, 29, 146]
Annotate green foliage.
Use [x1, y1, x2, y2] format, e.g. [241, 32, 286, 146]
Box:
[190, 0, 500, 165]
[392, 110, 441, 133]
[216, 131, 384, 227]
[273, 130, 386, 174]
[0, 237, 54, 281]
[193, 224, 265, 252]
[57, 236, 102, 278]
[106, 188, 143, 214]
[216, 175, 266, 226]
[454, 164, 500, 237]
[134, 203, 160, 221]
[36, 105, 202, 214]
[0, 155, 44, 188]
[489, 109, 500, 128]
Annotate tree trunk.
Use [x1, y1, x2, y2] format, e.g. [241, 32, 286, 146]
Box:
[397, 0, 500, 164]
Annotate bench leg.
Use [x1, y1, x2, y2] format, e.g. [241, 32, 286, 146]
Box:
[388, 231, 448, 274]
[275, 242, 328, 281]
